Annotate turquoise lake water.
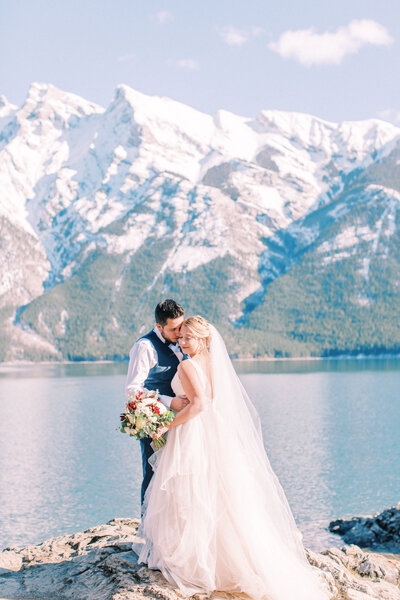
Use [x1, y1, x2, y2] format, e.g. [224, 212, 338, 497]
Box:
[0, 357, 399, 551]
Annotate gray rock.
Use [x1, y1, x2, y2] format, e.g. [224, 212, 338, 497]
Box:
[329, 503, 400, 552]
[1, 517, 400, 599]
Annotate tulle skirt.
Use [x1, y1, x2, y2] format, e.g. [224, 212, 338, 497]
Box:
[133, 403, 330, 600]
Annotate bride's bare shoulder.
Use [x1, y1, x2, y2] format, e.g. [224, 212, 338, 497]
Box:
[178, 358, 194, 373]
[177, 359, 201, 381]
[179, 357, 209, 379]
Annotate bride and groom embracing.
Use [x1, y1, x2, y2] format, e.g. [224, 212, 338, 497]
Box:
[125, 299, 330, 600]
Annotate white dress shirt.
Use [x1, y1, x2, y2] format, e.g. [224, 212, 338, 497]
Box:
[125, 326, 184, 408]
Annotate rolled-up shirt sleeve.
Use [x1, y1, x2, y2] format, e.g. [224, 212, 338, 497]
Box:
[125, 339, 173, 409]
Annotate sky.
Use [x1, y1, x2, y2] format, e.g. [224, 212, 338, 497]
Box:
[0, 0, 399, 125]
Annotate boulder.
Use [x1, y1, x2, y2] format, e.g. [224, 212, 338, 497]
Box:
[329, 504, 400, 552]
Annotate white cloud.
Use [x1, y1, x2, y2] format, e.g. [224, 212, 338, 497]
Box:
[154, 10, 173, 25]
[177, 59, 199, 70]
[377, 109, 400, 125]
[218, 25, 247, 46]
[269, 19, 393, 67]
[117, 53, 136, 63]
[217, 24, 264, 47]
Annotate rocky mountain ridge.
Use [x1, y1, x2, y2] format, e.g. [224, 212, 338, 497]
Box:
[1, 83, 400, 360]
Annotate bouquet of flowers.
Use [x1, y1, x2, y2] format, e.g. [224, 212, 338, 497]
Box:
[120, 389, 175, 449]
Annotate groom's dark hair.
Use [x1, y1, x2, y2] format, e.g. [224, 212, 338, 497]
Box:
[155, 299, 184, 326]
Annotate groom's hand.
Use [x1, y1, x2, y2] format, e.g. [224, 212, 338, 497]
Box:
[170, 395, 189, 411]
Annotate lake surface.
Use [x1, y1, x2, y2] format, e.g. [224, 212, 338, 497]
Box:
[0, 357, 399, 552]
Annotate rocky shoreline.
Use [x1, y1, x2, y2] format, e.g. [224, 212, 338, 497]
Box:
[1, 517, 400, 599]
[329, 503, 400, 553]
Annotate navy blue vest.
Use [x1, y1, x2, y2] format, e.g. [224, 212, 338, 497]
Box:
[141, 330, 180, 397]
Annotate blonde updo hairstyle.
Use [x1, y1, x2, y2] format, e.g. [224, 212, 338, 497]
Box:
[182, 315, 212, 351]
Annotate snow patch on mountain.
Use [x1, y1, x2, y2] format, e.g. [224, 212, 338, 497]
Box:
[4, 314, 61, 361]
[318, 185, 400, 274]
[321, 225, 375, 252]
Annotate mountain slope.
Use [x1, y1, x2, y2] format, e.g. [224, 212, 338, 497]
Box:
[1, 83, 399, 360]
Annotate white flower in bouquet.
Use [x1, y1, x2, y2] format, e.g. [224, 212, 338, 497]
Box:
[135, 416, 146, 431]
[142, 397, 156, 406]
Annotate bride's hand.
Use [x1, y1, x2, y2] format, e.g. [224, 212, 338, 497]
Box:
[170, 395, 189, 412]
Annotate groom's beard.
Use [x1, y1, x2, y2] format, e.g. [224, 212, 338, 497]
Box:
[160, 330, 178, 345]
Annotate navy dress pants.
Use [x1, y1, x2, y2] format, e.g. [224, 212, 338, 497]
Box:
[140, 437, 154, 507]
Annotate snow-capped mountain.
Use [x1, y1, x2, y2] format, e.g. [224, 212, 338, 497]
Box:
[1, 82, 400, 360]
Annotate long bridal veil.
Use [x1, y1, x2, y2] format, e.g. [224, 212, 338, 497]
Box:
[207, 324, 330, 600]
[134, 323, 330, 600]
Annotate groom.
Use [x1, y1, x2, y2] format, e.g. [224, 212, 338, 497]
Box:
[125, 299, 189, 506]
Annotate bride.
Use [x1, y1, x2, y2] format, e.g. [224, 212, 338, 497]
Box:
[133, 316, 330, 600]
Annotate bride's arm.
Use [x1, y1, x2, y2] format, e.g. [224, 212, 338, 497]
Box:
[163, 361, 206, 430]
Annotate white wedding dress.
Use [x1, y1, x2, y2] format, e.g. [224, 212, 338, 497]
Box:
[133, 326, 330, 600]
